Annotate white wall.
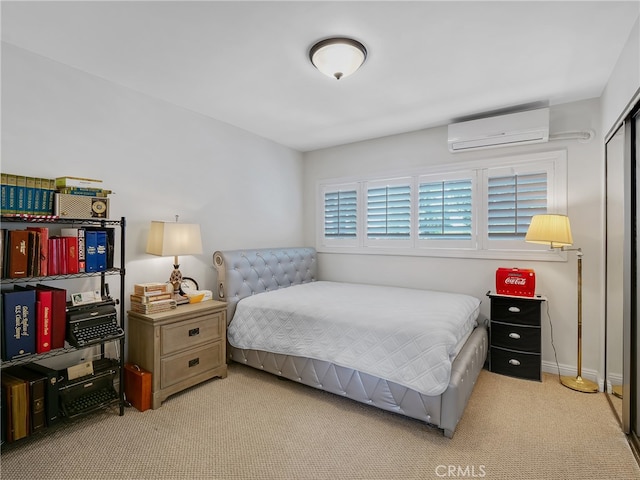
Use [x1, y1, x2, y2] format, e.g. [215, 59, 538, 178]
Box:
[1, 43, 304, 321]
[601, 17, 640, 138]
[303, 99, 604, 383]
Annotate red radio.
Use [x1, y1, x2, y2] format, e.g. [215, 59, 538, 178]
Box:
[496, 268, 536, 297]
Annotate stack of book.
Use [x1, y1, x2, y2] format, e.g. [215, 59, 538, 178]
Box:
[1, 284, 67, 361]
[1, 174, 56, 216]
[130, 283, 177, 314]
[1, 226, 114, 277]
[54, 176, 113, 198]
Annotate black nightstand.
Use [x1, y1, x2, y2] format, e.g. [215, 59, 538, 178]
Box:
[487, 292, 546, 381]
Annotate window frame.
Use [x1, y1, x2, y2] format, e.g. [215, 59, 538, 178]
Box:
[315, 149, 568, 261]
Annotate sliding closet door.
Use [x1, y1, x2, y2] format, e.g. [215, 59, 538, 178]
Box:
[633, 108, 639, 438]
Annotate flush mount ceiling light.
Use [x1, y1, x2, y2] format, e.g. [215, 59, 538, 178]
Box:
[309, 37, 367, 80]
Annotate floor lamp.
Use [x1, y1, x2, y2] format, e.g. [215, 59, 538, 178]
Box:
[525, 214, 598, 393]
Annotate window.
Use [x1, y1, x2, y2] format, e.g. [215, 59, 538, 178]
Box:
[324, 189, 357, 239]
[487, 172, 547, 240]
[366, 179, 412, 246]
[316, 150, 567, 260]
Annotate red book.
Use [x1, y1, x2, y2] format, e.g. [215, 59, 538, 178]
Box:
[35, 285, 66, 349]
[35, 288, 52, 353]
[58, 237, 68, 275]
[27, 227, 49, 277]
[48, 237, 59, 275]
[63, 235, 79, 274]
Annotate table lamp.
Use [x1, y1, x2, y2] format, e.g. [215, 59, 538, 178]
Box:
[146, 216, 203, 304]
[525, 213, 598, 393]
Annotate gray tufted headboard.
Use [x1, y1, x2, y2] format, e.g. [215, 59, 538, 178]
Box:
[212, 247, 317, 322]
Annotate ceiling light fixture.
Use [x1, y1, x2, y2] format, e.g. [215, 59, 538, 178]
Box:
[309, 37, 367, 80]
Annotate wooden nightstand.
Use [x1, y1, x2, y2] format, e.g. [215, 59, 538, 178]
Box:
[127, 300, 227, 409]
[488, 292, 546, 381]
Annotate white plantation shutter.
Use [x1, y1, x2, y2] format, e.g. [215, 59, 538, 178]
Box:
[324, 189, 357, 239]
[487, 172, 547, 240]
[317, 150, 566, 259]
[366, 182, 412, 240]
[419, 179, 473, 240]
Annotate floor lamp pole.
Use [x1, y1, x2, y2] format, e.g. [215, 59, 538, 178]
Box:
[560, 248, 598, 393]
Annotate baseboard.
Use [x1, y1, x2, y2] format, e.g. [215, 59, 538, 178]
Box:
[541, 360, 603, 391]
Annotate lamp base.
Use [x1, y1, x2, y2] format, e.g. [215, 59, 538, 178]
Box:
[560, 375, 598, 393]
[172, 293, 189, 306]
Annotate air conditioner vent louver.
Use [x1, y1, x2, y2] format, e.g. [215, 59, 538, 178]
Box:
[448, 108, 549, 152]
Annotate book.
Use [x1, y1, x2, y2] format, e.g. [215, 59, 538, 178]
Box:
[84, 227, 114, 269]
[129, 299, 177, 314]
[56, 187, 113, 197]
[15, 175, 26, 214]
[55, 176, 103, 189]
[1, 173, 8, 213]
[1, 374, 29, 442]
[133, 282, 172, 295]
[23, 362, 61, 428]
[43, 178, 56, 215]
[4, 366, 46, 434]
[61, 228, 84, 273]
[5, 174, 17, 214]
[26, 227, 49, 276]
[1, 288, 37, 360]
[130, 292, 173, 304]
[95, 230, 107, 271]
[34, 288, 53, 353]
[35, 285, 67, 350]
[26, 230, 40, 276]
[0, 229, 5, 278]
[47, 237, 60, 276]
[85, 230, 98, 272]
[64, 235, 79, 274]
[25, 177, 36, 214]
[7, 230, 30, 278]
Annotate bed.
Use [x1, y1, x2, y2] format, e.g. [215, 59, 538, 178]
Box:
[212, 247, 488, 438]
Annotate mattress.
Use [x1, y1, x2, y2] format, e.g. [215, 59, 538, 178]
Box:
[228, 281, 480, 396]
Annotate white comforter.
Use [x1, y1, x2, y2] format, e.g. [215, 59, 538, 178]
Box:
[228, 281, 480, 396]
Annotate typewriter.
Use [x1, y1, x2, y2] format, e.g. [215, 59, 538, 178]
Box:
[59, 358, 119, 418]
[66, 299, 124, 348]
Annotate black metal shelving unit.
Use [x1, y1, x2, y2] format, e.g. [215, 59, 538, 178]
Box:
[0, 215, 127, 421]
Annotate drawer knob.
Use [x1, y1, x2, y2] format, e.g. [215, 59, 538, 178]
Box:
[188, 358, 200, 368]
[508, 359, 521, 366]
[189, 328, 200, 337]
[508, 332, 521, 339]
[508, 306, 521, 313]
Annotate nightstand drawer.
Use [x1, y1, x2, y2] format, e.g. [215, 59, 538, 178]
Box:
[161, 312, 224, 356]
[161, 341, 224, 388]
[490, 347, 541, 381]
[491, 322, 540, 353]
[490, 297, 541, 326]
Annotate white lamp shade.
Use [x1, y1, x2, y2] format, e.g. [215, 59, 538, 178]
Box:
[310, 38, 367, 80]
[525, 214, 573, 247]
[146, 221, 203, 257]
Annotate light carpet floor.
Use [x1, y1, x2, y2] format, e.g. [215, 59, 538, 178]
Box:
[1, 364, 638, 480]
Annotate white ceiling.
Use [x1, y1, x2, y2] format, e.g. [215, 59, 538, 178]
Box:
[2, 1, 639, 152]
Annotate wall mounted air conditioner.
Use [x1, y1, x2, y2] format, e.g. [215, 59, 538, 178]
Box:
[447, 107, 549, 152]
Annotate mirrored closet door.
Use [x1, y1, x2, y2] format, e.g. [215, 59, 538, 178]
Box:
[605, 100, 639, 447]
[605, 125, 625, 423]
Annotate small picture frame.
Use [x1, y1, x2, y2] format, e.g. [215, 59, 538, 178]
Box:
[71, 290, 102, 306]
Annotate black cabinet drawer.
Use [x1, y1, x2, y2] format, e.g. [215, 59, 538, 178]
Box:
[490, 296, 541, 326]
[490, 347, 541, 381]
[490, 321, 540, 353]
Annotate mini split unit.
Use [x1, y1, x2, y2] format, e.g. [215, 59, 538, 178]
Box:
[447, 107, 550, 152]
